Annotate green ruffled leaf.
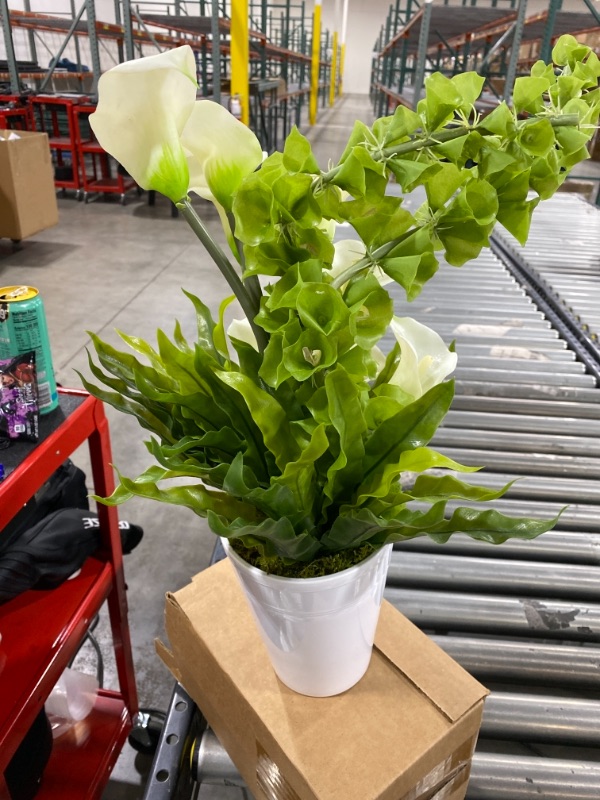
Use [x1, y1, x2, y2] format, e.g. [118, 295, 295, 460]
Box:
[421, 505, 564, 544]
[332, 145, 387, 199]
[419, 72, 463, 130]
[426, 162, 465, 210]
[348, 285, 393, 350]
[338, 120, 375, 163]
[341, 196, 413, 249]
[513, 76, 550, 115]
[518, 118, 555, 158]
[274, 423, 329, 514]
[296, 283, 350, 335]
[552, 34, 591, 70]
[272, 172, 321, 227]
[323, 366, 367, 505]
[232, 173, 276, 245]
[208, 512, 321, 561]
[374, 104, 422, 146]
[282, 327, 337, 380]
[408, 474, 514, 502]
[282, 126, 320, 173]
[451, 72, 485, 114]
[215, 370, 299, 470]
[362, 380, 455, 482]
[480, 102, 516, 138]
[96, 465, 258, 520]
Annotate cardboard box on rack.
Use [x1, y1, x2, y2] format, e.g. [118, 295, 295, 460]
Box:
[0, 130, 58, 241]
[157, 559, 489, 800]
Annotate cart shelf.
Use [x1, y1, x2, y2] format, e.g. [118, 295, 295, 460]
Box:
[0, 389, 138, 797]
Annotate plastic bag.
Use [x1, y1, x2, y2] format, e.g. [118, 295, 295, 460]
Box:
[0, 351, 39, 442]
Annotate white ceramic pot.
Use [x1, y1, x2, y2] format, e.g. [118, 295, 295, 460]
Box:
[222, 539, 393, 697]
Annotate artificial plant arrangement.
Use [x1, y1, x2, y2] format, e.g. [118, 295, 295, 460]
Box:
[83, 35, 600, 578]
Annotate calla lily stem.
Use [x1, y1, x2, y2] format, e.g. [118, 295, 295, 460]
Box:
[177, 198, 268, 352]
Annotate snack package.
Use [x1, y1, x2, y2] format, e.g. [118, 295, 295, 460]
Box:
[0, 352, 39, 442]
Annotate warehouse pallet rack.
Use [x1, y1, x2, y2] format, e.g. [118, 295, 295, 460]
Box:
[73, 103, 137, 203]
[28, 93, 87, 194]
[0, 388, 139, 798]
[1, 0, 338, 152]
[0, 92, 32, 128]
[370, 0, 600, 116]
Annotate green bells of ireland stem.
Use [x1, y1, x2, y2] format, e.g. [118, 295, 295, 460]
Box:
[82, 34, 600, 577]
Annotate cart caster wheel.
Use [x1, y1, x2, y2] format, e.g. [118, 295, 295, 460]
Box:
[10, 239, 21, 245]
[75, 190, 82, 201]
[83, 193, 90, 203]
[120, 194, 127, 206]
[136, 186, 143, 197]
[128, 709, 166, 755]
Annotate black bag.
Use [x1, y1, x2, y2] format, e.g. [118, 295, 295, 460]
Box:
[1, 459, 89, 553]
[0, 507, 143, 604]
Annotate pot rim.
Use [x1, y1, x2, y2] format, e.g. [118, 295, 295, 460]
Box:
[220, 537, 391, 590]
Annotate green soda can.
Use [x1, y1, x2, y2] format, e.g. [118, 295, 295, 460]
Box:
[0, 285, 59, 414]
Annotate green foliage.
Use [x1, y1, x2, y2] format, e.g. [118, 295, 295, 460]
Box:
[84, 36, 599, 571]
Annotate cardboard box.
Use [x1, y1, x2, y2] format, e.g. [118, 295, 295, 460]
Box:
[0, 130, 59, 241]
[157, 559, 489, 800]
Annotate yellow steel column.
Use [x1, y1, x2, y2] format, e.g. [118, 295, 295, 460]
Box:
[329, 30, 338, 105]
[231, 0, 249, 125]
[339, 0, 348, 96]
[309, 0, 322, 125]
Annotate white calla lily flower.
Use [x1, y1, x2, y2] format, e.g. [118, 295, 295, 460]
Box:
[332, 238, 393, 286]
[332, 239, 367, 277]
[370, 345, 387, 374]
[90, 47, 197, 203]
[389, 317, 457, 399]
[227, 318, 258, 351]
[181, 100, 263, 210]
[90, 47, 263, 209]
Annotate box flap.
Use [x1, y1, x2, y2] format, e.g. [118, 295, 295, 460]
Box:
[375, 602, 488, 722]
[154, 636, 183, 683]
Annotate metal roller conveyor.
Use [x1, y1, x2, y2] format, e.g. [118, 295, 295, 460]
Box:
[426, 471, 600, 503]
[386, 552, 600, 601]
[481, 693, 600, 747]
[491, 194, 600, 344]
[454, 381, 598, 403]
[433, 428, 600, 458]
[466, 754, 600, 800]
[436, 448, 600, 479]
[383, 587, 600, 642]
[393, 532, 600, 566]
[429, 636, 600, 688]
[453, 343, 574, 360]
[450, 396, 600, 418]
[189, 731, 600, 800]
[452, 358, 586, 375]
[443, 409, 600, 436]
[442, 499, 598, 531]
[453, 367, 594, 387]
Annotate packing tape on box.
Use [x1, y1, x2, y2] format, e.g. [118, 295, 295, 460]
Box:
[255, 735, 476, 800]
[257, 742, 301, 800]
[401, 735, 477, 800]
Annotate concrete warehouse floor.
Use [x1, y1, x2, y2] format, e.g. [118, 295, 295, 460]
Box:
[0, 93, 375, 799]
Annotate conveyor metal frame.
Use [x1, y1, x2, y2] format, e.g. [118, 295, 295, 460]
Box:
[142, 201, 600, 800]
